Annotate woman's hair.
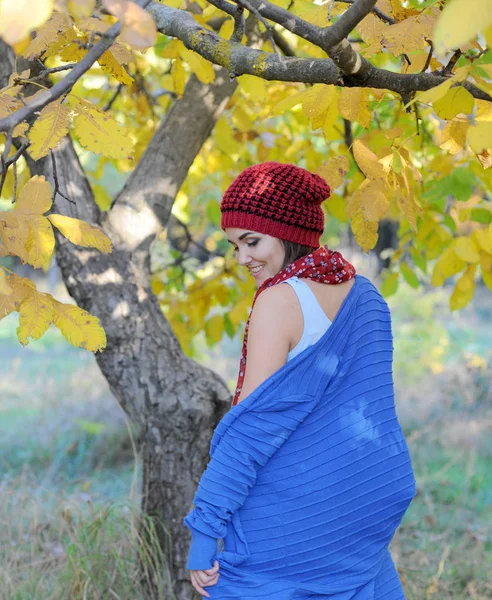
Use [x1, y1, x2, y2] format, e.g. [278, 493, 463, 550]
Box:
[279, 239, 318, 270]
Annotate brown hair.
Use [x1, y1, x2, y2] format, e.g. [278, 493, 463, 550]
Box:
[280, 239, 318, 271]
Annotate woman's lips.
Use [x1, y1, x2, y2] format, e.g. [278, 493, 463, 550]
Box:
[249, 265, 265, 277]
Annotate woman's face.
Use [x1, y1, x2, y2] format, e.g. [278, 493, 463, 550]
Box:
[225, 228, 286, 287]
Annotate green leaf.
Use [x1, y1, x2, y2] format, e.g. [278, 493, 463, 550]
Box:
[380, 272, 399, 298]
[206, 200, 221, 227]
[223, 312, 235, 339]
[409, 247, 427, 273]
[400, 263, 420, 288]
[470, 208, 492, 224]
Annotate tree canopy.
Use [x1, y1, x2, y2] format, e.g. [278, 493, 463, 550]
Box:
[1, 0, 492, 354]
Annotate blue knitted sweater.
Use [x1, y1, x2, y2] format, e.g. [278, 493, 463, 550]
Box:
[184, 275, 416, 599]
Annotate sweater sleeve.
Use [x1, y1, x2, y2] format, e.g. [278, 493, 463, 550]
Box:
[183, 392, 317, 570]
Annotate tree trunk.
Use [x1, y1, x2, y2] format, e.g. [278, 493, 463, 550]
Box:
[1, 40, 237, 599]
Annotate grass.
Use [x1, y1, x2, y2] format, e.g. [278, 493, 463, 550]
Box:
[0, 283, 491, 598]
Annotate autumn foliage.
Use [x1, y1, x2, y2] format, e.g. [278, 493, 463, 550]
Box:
[0, 0, 491, 353]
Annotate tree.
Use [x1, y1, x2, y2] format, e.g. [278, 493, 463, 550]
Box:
[0, 0, 491, 597]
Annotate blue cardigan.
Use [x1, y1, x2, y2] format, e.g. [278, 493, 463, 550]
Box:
[184, 275, 416, 599]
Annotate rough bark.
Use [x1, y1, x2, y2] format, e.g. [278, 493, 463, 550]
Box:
[1, 40, 236, 599]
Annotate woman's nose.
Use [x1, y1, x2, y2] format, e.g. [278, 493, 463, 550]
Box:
[236, 247, 252, 266]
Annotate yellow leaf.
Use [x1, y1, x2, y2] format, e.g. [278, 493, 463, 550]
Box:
[102, 0, 157, 50]
[23, 11, 70, 59]
[171, 58, 186, 98]
[472, 226, 492, 253]
[48, 214, 112, 253]
[302, 85, 336, 120]
[326, 195, 348, 223]
[433, 86, 474, 120]
[352, 139, 387, 182]
[350, 206, 378, 253]
[383, 10, 438, 56]
[98, 48, 134, 85]
[179, 46, 215, 84]
[440, 118, 469, 154]
[317, 156, 350, 190]
[357, 13, 387, 46]
[480, 251, 492, 290]
[205, 315, 224, 345]
[111, 42, 132, 65]
[0, 269, 10, 295]
[450, 265, 476, 310]
[67, 0, 96, 21]
[59, 34, 89, 62]
[214, 118, 241, 156]
[433, 0, 492, 57]
[355, 178, 390, 221]
[338, 87, 371, 129]
[453, 236, 481, 263]
[76, 16, 112, 34]
[26, 214, 55, 268]
[160, 38, 183, 59]
[17, 290, 54, 345]
[269, 87, 311, 116]
[476, 99, 492, 122]
[0, 271, 34, 319]
[231, 105, 253, 133]
[431, 247, 466, 286]
[15, 175, 52, 214]
[0, 212, 29, 263]
[42, 26, 79, 59]
[291, 0, 331, 25]
[28, 98, 71, 160]
[69, 96, 134, 159]
[228, 296, 249, 327]
[0, 0, 54, 45]
[482, 269, 492, 291]
[52, 300, 106, 352]
[240, 74, 267, 102]
[92, 183, 112, 211]
[413, 65, 471, 107]
[467, 121, 492, 154]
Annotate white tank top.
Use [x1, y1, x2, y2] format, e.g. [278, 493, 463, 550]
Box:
[281, 276, 332, 361]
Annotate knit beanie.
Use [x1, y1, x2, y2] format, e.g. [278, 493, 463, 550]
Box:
[220, 162, 331, 248]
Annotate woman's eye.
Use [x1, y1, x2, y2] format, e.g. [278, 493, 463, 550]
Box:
[247, 240, 259, 248]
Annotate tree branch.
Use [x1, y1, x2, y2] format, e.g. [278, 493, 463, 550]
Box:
[336, 0, 396, 25]
[323, 0, 377, 46]
[0, 0, 153, 135]
[148, 3, 492, 101]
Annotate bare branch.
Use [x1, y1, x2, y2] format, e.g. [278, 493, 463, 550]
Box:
[442, 49, 462, 75]
[103, 83, 124, 111]
[0, 0, 153, 135]
[236, 0, 283, 62]
[51, 150, 76, 205]
[26, 63, 78, 83]
[148, 3, 492, 101]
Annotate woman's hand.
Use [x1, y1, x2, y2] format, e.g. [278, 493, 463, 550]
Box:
[189, 560, 220, 598]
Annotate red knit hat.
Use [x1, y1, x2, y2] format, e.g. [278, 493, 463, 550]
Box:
[220, 162, 331, 247]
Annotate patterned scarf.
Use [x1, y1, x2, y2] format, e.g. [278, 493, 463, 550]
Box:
[232, 245, 356, 406]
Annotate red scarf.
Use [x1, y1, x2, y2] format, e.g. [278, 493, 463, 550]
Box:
[232, 245, 356, 406]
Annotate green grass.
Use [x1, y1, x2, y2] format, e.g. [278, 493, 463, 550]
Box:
[1, 282, 491, 598]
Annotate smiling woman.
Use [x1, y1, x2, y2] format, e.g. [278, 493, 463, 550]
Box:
[183, 162, 416, 599]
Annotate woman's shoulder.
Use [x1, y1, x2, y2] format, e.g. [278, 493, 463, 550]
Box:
[254, 282, 300, 313]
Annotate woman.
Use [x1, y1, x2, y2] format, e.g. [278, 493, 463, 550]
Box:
[184, 162, 416, 599]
